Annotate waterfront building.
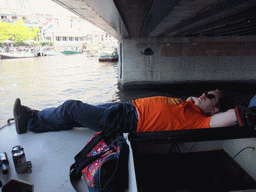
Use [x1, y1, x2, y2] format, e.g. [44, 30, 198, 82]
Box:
[0, 0, 40, 27]
[0, 0, 117, 52]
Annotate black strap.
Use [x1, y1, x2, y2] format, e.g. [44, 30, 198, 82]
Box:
[70, 132, 106, 191]
[74, 134, 104, 167]
[100, 141, 124, 191]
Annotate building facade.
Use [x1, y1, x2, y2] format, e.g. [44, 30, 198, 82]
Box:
[0, 0, 117, 51]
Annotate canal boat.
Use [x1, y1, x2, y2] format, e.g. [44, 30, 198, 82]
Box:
[98, 48, 118, 62]
[0, 52, 36, 59]
[85, 49, 100, 57]
[63, 50, 83, 55]
[44, 51, 64, 56]
[99, 53, 118, 62]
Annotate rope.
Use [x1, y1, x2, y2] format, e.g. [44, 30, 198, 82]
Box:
[232, 147, 255, 160]
[0, 118, 14, 130]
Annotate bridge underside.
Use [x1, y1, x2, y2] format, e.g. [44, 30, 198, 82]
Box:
[52, 0, 256, 39]
[52, 0, 256, 86]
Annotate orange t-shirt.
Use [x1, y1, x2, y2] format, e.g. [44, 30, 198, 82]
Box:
[132, 96, 211, 132]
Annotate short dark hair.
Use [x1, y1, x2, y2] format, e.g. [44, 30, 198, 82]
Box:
[215, 89, 227, 112]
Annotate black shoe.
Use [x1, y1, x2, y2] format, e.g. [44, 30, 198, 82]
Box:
[13, 98, 33, 134]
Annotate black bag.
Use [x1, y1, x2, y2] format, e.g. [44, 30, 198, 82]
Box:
[70, 132, 129, 192]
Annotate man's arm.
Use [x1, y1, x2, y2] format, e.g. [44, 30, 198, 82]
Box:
[209, 109, 238, 128]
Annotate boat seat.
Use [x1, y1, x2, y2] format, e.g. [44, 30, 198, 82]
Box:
[126, 81, 256, 148]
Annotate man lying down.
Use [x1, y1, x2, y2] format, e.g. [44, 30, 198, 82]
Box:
[13, 89, 256, 134]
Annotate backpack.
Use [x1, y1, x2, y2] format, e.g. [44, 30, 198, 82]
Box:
[70, 132, 129, 192]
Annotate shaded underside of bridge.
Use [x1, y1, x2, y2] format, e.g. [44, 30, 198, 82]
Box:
[52, 0, 256, 40]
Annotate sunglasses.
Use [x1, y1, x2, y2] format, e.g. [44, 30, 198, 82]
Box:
[204, 91, 216, 99]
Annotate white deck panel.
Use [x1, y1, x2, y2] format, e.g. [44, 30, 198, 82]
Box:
[0, 125, 137, 191]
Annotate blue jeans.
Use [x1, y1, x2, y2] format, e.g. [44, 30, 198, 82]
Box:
[27, 100, 138, 134]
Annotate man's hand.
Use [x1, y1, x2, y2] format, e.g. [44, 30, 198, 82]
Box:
[235, 106, 256, 126]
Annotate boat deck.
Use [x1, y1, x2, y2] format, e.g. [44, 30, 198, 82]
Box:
[0, 125, 94, 191]
[0, 124, 137, 192]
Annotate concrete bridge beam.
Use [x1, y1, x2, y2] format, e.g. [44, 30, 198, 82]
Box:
[118, 36, 256, 86]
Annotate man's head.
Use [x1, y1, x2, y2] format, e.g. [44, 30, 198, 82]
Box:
[194, 89, 225, 116]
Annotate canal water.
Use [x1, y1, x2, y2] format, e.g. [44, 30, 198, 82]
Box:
[0, 54, 122, 127]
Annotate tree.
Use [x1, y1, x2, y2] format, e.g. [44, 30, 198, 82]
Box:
[0, 21, 13, 41]
[11, 19, 40, 43]
[0, 19, 40, 44]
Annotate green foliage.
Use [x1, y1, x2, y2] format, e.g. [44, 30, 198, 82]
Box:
[0, 21, 13, 40]
[13, 41, 30, 46]
[0, 19, 40, 44]
[40, 42, 53, 46]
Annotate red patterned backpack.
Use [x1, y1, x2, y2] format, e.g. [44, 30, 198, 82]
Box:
[70, 132, 129, 192]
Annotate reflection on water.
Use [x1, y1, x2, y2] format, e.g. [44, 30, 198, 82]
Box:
[0, 54, 121, 126]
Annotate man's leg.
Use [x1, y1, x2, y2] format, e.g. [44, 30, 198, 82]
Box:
[27, 100, 117, 133]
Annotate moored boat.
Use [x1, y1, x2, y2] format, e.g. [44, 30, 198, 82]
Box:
[44, 51, 64, 56]
[99, 48, 118, 62]
[63, 50, 83, 55]
[0, 52, 36, 59]
[99, 53, 118, 62]
[86, 49, 100, 57]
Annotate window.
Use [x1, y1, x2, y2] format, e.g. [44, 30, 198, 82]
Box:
[20, 0, 25, 9]
[56, 36, 60, 41]
[63, 37, 67, 41]
[75, 37, 79, 41]
[69, 37, 73, 41]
